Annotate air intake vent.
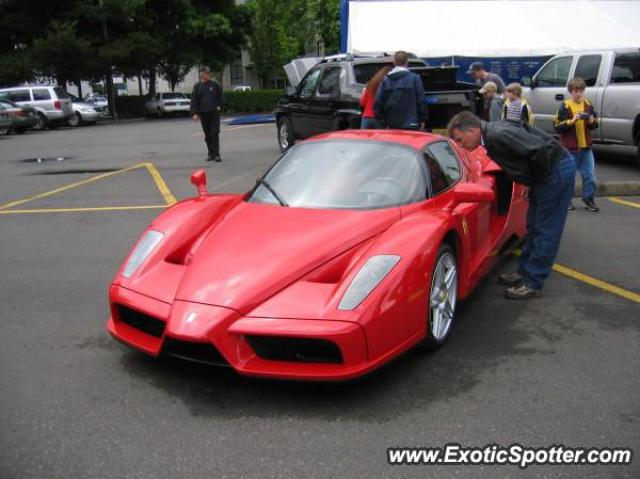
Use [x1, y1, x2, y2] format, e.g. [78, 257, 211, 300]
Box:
[117, 305, 165, 338]
[163, 338, 229, 366]
[246, 336, 343, 364]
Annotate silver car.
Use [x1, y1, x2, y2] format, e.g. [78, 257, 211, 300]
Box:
[144, 92, 191, 117]
[0, 85, 73, 130]
[68, 94, 103, 126]
[0, 105, 12, 133]
[524, 49, 640, 161]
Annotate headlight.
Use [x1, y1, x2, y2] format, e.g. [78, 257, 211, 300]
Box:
[122, 230, 164, 278]
[338, 255, 401, 311]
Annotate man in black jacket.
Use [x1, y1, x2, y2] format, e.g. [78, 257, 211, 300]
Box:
[190, 66, 223, 162]
[448, 112, 577, 299]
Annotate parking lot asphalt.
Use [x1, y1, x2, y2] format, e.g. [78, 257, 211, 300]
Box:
[1, 119, 639, 479]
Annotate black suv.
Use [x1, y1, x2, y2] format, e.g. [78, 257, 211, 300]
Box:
[275, 53, 481, 151]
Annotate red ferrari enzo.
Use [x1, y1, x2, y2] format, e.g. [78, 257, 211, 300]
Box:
[107, 130, 527, 380]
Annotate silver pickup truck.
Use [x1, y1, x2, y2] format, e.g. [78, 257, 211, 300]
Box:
[524, 49, 640, 161]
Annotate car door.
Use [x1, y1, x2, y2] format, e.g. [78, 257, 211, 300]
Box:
[601, 51, 640, 145]
[573, 54, 604, 141]
[424, 141, 492, 265]
[5, 89, 31, 107]
[31, 87, 54, 115]
[527, 56, 574, 133]
[310, 66, 343, 134]
[289, 67, 322, 138]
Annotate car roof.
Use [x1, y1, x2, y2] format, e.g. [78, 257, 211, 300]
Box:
[306, 129, 446, 150]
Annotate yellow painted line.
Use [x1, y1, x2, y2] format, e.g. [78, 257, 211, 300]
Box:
[551, 262, 640, 304]
[513, 250, 639, 304]
[0, 163, 145, 211]
[0, 205, 167, 215]
[609, 197, 640, 209]
[144, 162, 177, 205]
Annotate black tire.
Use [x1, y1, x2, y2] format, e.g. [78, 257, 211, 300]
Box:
[422, 244, 458, 351]
[32, 113, 48, 131]
[156, 108, 163, 119]
[0, 127, 9, 136]
[277, 116, 296, 152]
[68, 112, 83, 127]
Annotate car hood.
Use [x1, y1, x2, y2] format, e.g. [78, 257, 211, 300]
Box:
[73, 101, 96, 109]
[174, 202, 400, 313]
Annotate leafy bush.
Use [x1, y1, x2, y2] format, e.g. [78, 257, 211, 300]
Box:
[113, 89, 283, 118]
[222, 89, 283, 113]
[115, 95, 147, 118]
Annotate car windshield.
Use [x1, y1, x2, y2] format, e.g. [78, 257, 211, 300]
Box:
[162, 93, 186, 99]
[248, 140, 427, 209]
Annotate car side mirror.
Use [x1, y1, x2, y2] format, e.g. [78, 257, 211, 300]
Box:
[521, 76, 532, 88]
[453, 183, 495, 204]
[191, 169, 208, 197]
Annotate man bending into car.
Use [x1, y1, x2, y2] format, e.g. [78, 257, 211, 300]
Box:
[448, 111, 576, 300]
[373, 51, 426, 130]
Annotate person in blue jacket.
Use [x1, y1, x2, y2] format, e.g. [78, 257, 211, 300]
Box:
[374, 51, 426, 130]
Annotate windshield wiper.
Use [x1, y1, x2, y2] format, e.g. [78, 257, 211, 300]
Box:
[257, 178, 288, 207]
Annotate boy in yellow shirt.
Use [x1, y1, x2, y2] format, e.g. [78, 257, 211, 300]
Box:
[553, 77, 599, 211]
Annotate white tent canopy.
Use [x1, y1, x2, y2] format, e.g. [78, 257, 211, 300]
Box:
[346, 0, 640, 57]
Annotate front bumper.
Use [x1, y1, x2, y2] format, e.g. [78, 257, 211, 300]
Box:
[161, 105, 190, 113]
[107, 285, 372, 381]
[77, 110, 104, 122]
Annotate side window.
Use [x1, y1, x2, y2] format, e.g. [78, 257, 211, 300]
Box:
[610, 52, 640, 84]
[32, 88, 51, 101]
[424, 141, 462, 195]
[574, 55, 602, 87]
[318, 67, 341, 96]
[9, 89, 31, 102]
[535, 57, 572, 87]
[299, 68, 322, 98]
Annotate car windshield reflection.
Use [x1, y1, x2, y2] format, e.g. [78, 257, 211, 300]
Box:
[248, 140, 427, 209]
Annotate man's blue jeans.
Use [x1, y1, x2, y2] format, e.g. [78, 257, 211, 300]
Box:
[571, 148, 597, 201]
[518, 153, 576, 291]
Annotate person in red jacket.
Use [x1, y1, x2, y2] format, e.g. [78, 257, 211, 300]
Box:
[359, 66, 390, 129]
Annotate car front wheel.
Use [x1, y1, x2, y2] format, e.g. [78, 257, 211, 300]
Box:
[277, 116, 296, 152]
[68, 112, 83, 127]
[423, 244, 458, 351]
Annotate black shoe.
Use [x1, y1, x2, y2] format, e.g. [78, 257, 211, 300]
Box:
[504, 284, 542, 300]
[213, 155, 222, 163]
[568, 202, 575, 211]
[582, 198, 599, 212]
[206, 155, 213, 162]
[498, 271, 523, 287]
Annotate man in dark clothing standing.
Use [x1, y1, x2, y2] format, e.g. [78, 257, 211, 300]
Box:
[448, 111, 576, 300]
[467, 61, 506, 93]
[190, 66, 223, 162]
[373, 51, 426, 130]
